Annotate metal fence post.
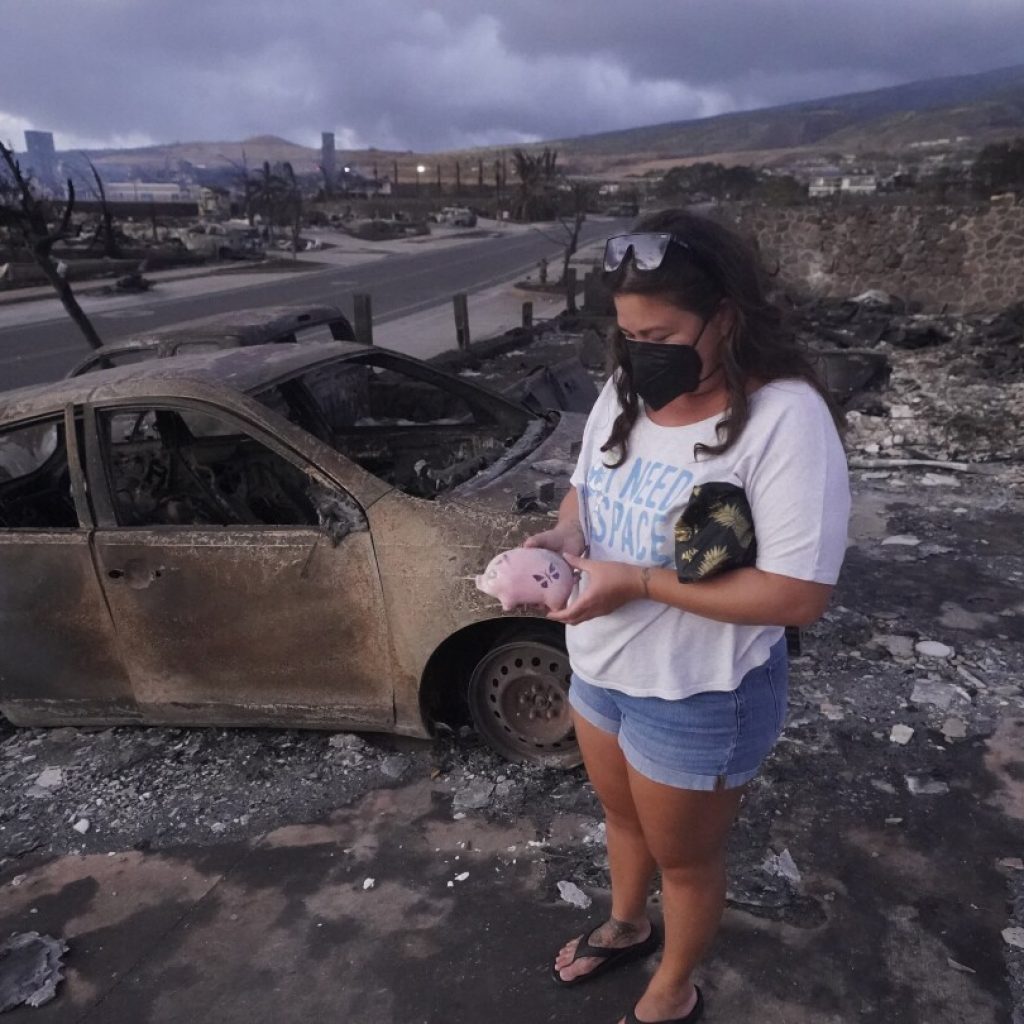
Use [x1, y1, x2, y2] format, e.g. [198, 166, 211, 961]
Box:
[565, 268, 577, 313]
[353, 293, 374, 345]
[522, 301, 534, 330]
[453, 292, 471, 350]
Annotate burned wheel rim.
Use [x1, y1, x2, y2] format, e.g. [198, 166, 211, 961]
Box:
[468, 640, 579, 766]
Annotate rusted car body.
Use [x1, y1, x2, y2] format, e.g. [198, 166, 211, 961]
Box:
[0, 344, 583, 764]
[66, 304, 357, 378]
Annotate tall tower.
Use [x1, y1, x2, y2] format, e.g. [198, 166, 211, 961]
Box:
[24, 130, 57, 193]
[321, 132, 336, 183]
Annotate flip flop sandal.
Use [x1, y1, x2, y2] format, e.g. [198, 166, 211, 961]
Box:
[625, 985, 704, 1024]
[551, 921, 660, 987]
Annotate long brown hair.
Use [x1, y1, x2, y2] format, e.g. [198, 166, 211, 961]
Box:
[602, 208, 842, 466]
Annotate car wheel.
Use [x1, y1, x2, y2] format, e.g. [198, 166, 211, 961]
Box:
[467, 636, 580, 766]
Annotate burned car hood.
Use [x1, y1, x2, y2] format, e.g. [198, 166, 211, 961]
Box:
[447, 410, 585, 516]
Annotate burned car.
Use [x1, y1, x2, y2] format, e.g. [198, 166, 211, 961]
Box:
[0, 344, 584, 765]
[67, 304, 357, 378]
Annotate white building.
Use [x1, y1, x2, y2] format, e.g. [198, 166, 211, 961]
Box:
[105, 182, 196, 204]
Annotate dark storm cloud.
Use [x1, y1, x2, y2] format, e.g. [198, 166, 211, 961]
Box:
[0, 0, 1021, 152]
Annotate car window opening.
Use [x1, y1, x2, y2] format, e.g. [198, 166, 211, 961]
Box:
[0, 418, 78, 528]
[257, 354, 545, 499]
[100, 407, 324, 529]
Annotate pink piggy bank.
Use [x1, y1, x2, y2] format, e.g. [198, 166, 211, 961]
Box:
[475, 547, 575, 612]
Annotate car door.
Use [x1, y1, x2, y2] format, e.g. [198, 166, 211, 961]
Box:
[83, 399, 394, 729]
[0, 407, 135, 724]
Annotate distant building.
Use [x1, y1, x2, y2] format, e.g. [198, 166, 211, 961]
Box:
[808, 172, 842, 198]
[321, 132, 336, 183]
[24, 130, 57, 193]
[106, 181, 196, 204]
[841, 173, 878, 195]
[808, 171, 878, 198]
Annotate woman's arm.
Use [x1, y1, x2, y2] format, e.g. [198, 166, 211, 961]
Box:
[546, 555, 833, 628]
[523, 488, 587, 557]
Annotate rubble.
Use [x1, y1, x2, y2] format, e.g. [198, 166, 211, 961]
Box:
[910, 679, 958, 709]
[0, 932, 68, 1011]
[889, 724, 915, 745]
[0, 295, 1022, 1018]
[557, 880, 592, 909]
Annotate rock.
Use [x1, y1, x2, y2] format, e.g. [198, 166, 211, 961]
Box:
[915, 640, 955, 659]
[946, 958, 977, 974]
[362, 878, 375, 890]
[328, 733, 368, 751]
[941, 717, 967, 740]
[889, 724, 914, 745]
[911, 680, 957, 710]
[210, 822, 226, 834]
[380, 755, 410, 780]
[921, 474, 960, 488]
[557, 880, 592, 909]
[873, 634, 915, 660]
[762, 848, 802, 884]
[906, 776, 949, 796]
[452, 779, 495, 813]
[881, 534, 920, 546]
[71, 818, 90, 835]
[871, 780, 898, 795]
[453, 871, 470, 883]
[0, 932, 69, 1011]
[33, 768, 63, 790]
[998, 857, 1024, 871]
[1002, 927, 1024, 950]
[820, 703, 845, 721]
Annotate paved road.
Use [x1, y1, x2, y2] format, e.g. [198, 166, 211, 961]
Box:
[0, 219, 623, 391]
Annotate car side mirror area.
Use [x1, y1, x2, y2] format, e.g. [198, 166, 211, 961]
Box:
[308, 481, 365, 547]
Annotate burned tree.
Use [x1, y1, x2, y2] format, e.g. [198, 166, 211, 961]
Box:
[0, 141, 103, 350]
[84, 157, 122, 258]
[510, 147, 560, 221]
[529, 179, 597, 284]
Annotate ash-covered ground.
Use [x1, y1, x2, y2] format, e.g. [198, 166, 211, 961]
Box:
[1, 293, 1023, 1023]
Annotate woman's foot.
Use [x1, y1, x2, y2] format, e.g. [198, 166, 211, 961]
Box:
[553, 916, 653, 983]
[620, 982, 701, 1024]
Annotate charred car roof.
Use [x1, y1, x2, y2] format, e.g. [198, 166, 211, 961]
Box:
[66, 304, 357, 378]
[1, 343, 534, 426]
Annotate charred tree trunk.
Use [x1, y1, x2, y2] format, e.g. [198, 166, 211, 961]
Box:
[87, 158, 121, 258]
[37, 252, 105, 350]
[0, 142, 104, 351]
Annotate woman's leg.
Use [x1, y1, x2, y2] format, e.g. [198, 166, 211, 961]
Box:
[553, 710, 658, 982]
[619, 768, 743, 1023]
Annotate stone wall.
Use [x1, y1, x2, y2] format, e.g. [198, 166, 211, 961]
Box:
[731, 202, 1024, 313]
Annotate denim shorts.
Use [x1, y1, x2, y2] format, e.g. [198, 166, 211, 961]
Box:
[568, 637, 788, 791]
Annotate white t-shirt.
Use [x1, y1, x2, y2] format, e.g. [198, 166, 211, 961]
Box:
[567, 376, 851, 699]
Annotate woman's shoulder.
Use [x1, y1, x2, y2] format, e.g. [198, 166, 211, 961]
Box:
[749, 377, 833, 421]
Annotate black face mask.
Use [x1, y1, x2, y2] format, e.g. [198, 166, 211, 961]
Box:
[625, 322, 709, 410]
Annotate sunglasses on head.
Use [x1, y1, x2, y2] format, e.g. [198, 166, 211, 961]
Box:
[603, 232, 693, 272]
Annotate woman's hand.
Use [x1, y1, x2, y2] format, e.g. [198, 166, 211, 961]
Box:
[523, 519, 587, 558]
[547, 553, 644, 625]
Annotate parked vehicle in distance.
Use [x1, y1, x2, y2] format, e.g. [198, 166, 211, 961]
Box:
[179, 222, 263, 260]
[1, 343, 584, 765]
[66, 304, 358, 377]
[438, 206, 478, 227]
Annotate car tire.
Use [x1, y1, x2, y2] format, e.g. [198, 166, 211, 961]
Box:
[467, 632, 580, 767]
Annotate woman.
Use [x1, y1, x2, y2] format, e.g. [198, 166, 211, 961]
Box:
[525, 209, 850, 1024]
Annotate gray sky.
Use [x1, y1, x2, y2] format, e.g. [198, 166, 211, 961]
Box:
[1, 0, 1022, 153]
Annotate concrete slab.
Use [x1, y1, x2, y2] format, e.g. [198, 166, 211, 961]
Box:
[0, 773, 1011, 1023]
